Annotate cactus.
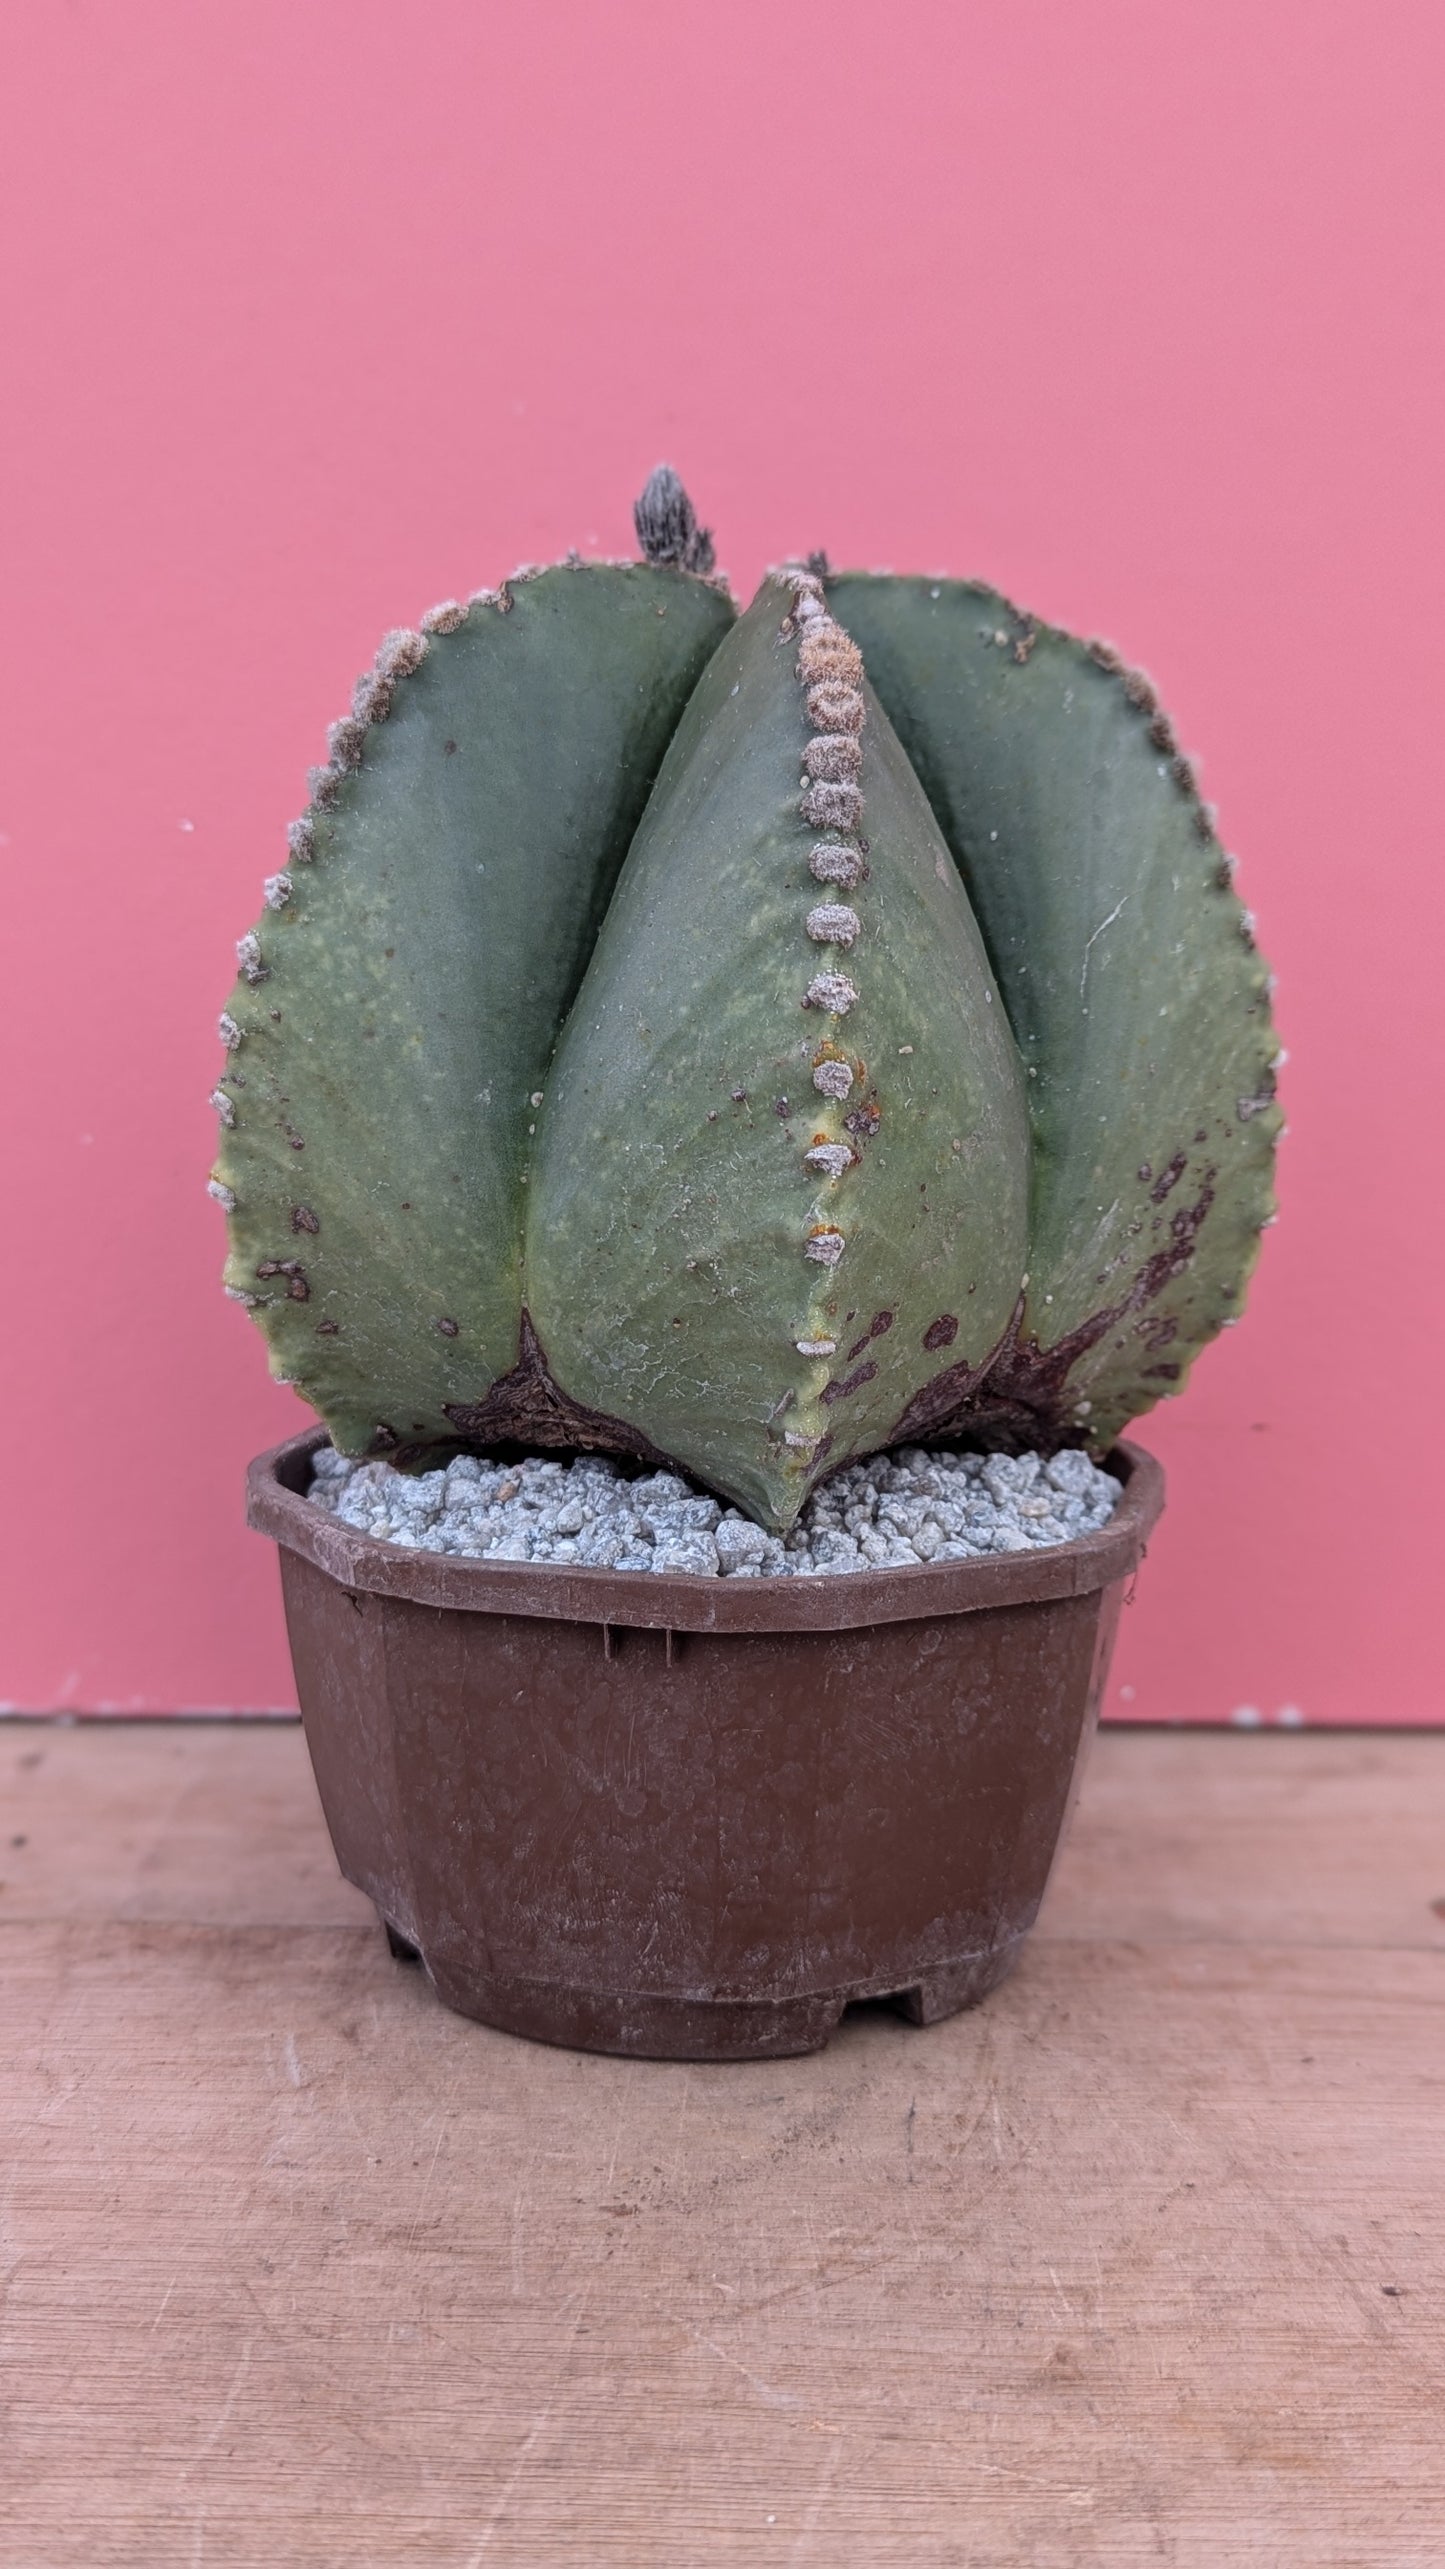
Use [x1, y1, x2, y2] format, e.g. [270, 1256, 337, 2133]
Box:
[213, 472, 1279, 1532]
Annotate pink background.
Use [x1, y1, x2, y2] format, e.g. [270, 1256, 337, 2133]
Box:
[2, 3, 1441, 1721]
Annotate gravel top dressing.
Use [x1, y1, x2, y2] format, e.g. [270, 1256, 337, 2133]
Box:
[307, 1442, 1122, 1579]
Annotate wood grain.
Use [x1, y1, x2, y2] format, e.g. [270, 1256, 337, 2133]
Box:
[2, 1724, 1442, 2568]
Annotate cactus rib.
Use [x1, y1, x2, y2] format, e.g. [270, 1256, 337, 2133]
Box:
[211, 561, 735, 1462]
[527, 571, 1030, 1526]
[825, 572, 1280, 1451]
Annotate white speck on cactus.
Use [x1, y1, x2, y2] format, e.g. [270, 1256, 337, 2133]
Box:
[812, 1057, 854, 1099]
[263, 872, 292, 910]
[218, 1012, 242, 1050]
[795, 1337, 837, 1356]
[224, 1285, 259, 1306]
[420, 599, 468, 635]
[804, 1143, 854, 1178]
[803, 973, 858, 1015]
[210, 1087, 236, 1127]
[208, 1178, 237, 1211]
[805, 1227, 846, 1266]
[236, 932, 268, 985]
[806, 903, 860, 947]
[286, 818, 315, 866]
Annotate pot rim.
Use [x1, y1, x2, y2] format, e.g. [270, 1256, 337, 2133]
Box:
[247, 1427, 1164, 1635]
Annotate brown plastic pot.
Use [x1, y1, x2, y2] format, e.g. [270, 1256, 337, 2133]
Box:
[248, 1430, 1163, 2061]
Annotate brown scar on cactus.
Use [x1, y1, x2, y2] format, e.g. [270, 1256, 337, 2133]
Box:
[256, 1258, 310, 1302]
[821, 1359, 878, 1405]
[846, 1310, 895, 1361]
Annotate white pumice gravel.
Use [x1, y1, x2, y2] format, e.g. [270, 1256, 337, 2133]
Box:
[306, 1441, 1122, 1578]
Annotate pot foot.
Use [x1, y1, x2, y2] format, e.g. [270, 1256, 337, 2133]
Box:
[890, 1936, 1025, 2023]
[423, 1963, 846, 2060]
[382, 1918, 423, 1965]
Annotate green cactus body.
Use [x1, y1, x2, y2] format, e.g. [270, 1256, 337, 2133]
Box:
[213, 477, 1279, 1531]
[824, 576, 1282, 1450]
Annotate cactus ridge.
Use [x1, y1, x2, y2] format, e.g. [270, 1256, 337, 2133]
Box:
[824, 572, 1281, 1450]
[525, 569, 1030, 1524]
[212, 553, 736, 1451]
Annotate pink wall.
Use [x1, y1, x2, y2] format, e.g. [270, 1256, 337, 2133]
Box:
[3, 3, 1441, 1721]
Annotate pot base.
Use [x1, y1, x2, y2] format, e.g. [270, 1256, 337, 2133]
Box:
[377, 1914, 1025, 2059]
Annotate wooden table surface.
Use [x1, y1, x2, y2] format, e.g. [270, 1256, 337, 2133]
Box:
[2, 1722, 1441, 2568]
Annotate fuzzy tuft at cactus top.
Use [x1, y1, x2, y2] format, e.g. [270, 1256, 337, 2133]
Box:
[212, 469, 1280, 1532]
